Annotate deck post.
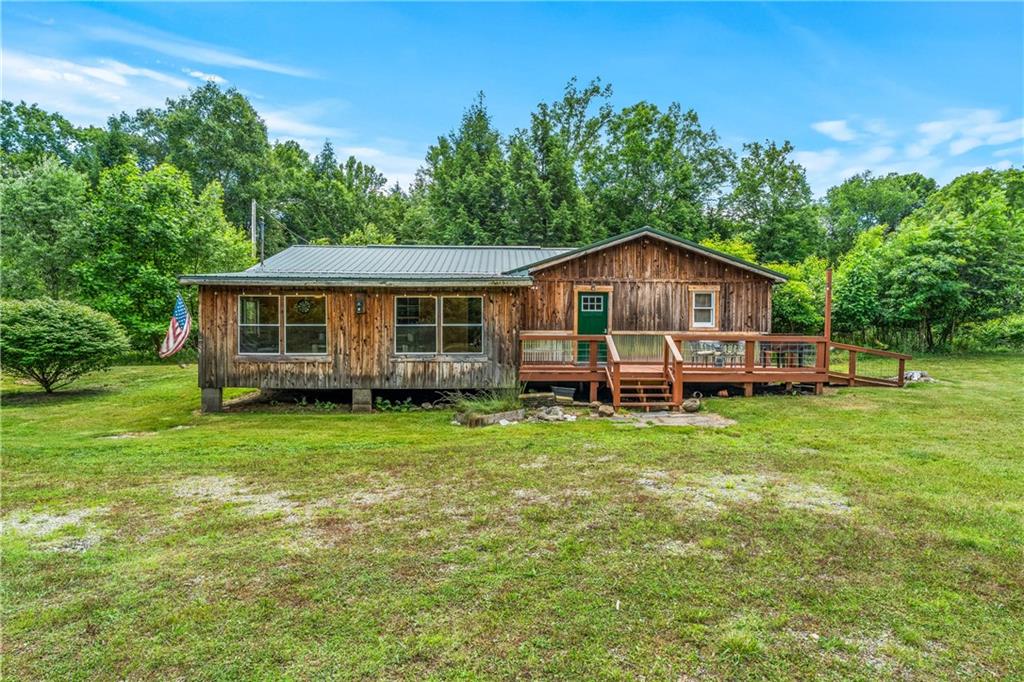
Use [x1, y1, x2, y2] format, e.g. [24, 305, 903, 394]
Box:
[824, 268, 833, 342]
[589, 382, 598, 402]
[898, 358, 906, 387]
[744, 383, 754, 397]
[201, 387, 223, 413]
[673, 363, 683, 407]
[816, 340, 828, 395]
[848, 350, 857, 386]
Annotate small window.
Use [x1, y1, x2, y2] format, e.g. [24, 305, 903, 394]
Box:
[691, 291, 716, 328]
[442, 297, 483, 353]
[580, 294, 604, 312]
[238, 296, 280, 354]
[395, 297, 437, 353]
[285, 296, 327, 354]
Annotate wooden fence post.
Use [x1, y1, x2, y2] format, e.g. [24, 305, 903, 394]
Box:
[848, 350, 857, 386]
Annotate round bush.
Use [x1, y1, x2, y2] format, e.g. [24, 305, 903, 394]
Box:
[1, 298, 131, 392]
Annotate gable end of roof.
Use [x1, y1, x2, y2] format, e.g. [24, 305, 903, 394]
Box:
[511, 226, 787, 282]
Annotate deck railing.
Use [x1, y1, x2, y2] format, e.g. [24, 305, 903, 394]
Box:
[518, 330, 911, 405]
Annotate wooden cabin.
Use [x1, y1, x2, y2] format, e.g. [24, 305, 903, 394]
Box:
[180, 227, 908, 412]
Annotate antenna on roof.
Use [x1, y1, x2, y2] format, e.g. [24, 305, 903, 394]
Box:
[259, 216, 266, 267]
[250, 199, 258, 257]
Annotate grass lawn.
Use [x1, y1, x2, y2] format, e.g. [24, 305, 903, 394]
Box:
[3, 355, 1023, 679]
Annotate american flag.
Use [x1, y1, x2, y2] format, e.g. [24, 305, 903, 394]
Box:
[159, 294, 192, 358]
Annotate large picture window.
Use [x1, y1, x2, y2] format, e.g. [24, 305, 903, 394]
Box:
[442, 296, 483, 354]
[285, 296, 328, 354]
[238, 296, 280, 354]
[395, 297, 437, 353]
[690, 290, 717, 329]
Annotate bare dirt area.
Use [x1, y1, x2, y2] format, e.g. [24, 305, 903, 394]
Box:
[637, 471, 853, 517]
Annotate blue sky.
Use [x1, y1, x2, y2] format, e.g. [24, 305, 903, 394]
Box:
[3, 2, 1021, 193]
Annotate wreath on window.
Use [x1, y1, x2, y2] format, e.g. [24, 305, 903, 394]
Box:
[295, 298, 313, 315]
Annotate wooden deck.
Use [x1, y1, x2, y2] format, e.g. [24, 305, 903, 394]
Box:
[518, 331, 911, 409]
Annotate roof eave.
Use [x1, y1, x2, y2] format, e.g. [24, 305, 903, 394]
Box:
[177, 275, 534, 288]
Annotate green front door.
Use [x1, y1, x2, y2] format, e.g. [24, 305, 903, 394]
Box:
[576, 291, 609, 363]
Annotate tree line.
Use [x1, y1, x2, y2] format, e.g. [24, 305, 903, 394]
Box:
[2, 79, 1021, 353]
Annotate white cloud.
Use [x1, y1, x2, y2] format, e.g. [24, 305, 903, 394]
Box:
[87, 25, 312, 78]
[797, 109, 1023, 194]
[263, 110, 347, 139]
[184, 69, 226, 84]
[1, 50, 190, 123]
[337, 145, 422, 189]
[811, 119, 857, 142]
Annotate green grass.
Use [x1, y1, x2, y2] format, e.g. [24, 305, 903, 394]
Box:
[3, 356, 1023, 679]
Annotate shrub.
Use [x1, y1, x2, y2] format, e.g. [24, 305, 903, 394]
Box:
[443, 386, 522, 415]
[0, 298, 130, 392]
[955, 313, 1024, 352]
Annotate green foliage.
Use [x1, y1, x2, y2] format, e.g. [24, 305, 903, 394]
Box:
[0, 298, 130, 392]
[373, 396, 414, 412]
[444, 386, 523, 415]
[770, 280, 822, 334]
[0, 157, 88, 298]
[583, 101, 733, 241]
[699, 236, 758, 263]
[956, 314, 1024, 351]
[75, 161, 252, 350]
[340, 223, 397, 245]
[724, 141, 822, 263]
[823, 171, 936, 262]
[832, 228, 883, 335]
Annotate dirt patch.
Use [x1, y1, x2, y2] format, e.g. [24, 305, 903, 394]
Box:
[172, 476, 305, 523]
[42, 534, 101, 554]
[512, 487, 593, 507]
[3, 507, 107, 537]
[101, 431, 158, 440]
[519, 456, 549, 470]
[658, 539, 725, 560]
[636, 472, 852, 517]
[614, 411, 736, 429]
[348, 486, 407, 506]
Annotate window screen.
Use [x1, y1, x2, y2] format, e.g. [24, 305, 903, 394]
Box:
[442, 297, 483, 353]
[395, 297, 437, 353]
[238, 296, 280, 354]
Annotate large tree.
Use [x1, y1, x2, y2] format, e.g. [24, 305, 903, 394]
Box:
[724, 140, 821, 263]
[822, 171, 936, 262]
[582, 102, 733, 240]
[126, 83, 272, 226]
[0, 157, 89, 299]
[75, 161, 252, 350]
[414, 94, 511, 244]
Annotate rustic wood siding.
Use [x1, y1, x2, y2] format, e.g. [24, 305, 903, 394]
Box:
[523, 235, 774, 332]
[198, 286, 521, 390]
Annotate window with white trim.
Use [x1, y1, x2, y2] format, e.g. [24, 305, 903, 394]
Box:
[580, 294, 604, 312]
[395, 297, 437, 353]
[691, 291, 716, 328]
[442, 296, 483, 353]
[285, 296, 327, 354]
[238, 296, 280, 354]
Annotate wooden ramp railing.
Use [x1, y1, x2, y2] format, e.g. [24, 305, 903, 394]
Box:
[827, 342, 911, 388]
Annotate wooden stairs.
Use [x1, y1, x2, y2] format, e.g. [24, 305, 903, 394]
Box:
[616, 370, 677, 410]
